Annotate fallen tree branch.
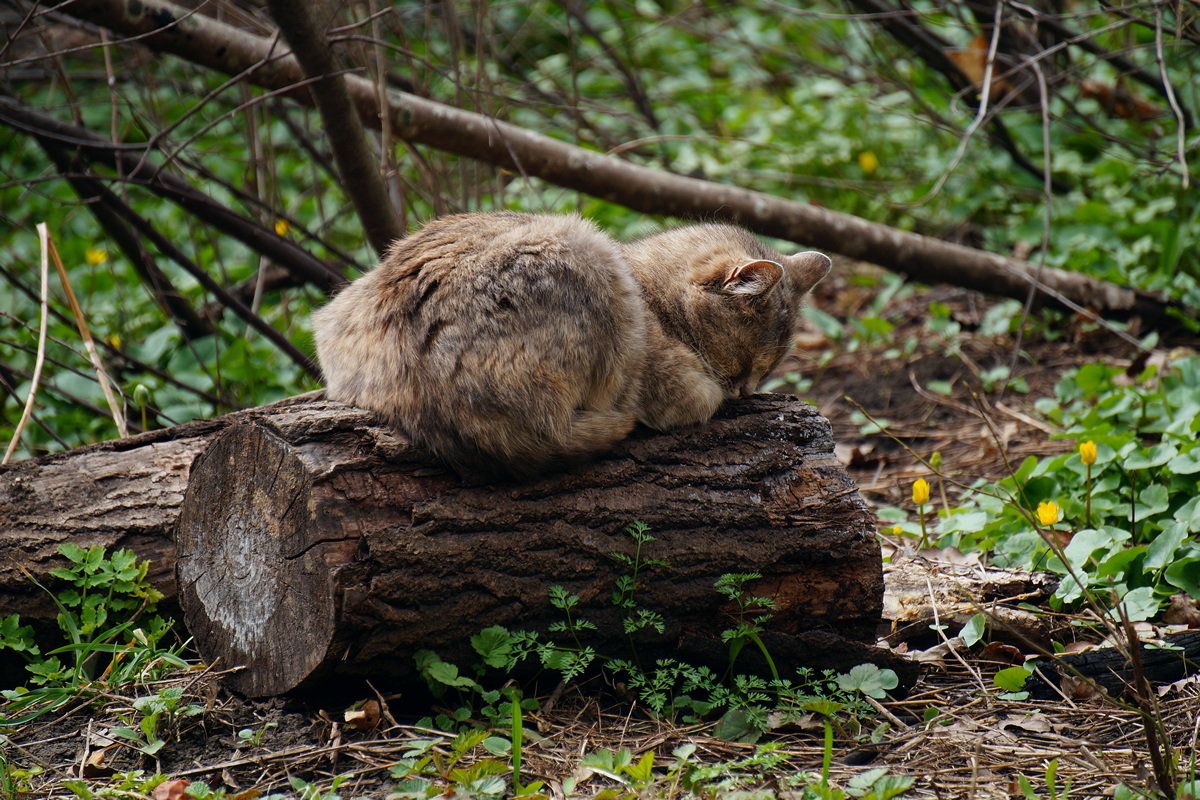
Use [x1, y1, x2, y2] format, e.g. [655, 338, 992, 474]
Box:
[55, 0, 1188, 323]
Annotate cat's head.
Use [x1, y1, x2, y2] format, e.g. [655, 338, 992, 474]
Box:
[626, 224, 831, 399]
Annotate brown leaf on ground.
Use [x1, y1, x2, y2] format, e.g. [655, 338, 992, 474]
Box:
[153, 779, 191, 800]
[1163, 593, 1200, 627]
[344, 699, 381, 730]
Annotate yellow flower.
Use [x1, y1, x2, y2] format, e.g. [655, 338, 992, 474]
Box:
[1036, 500, 1061, 526]
[108, 333, 122, 348]
[85, 248, 107, 265]
[1080, 441, 1097, 465]
[274, 219, 290, 236]
[912, 478, 930, 505]
[858, 151, 879, 174]
[891, 525, 903, 535]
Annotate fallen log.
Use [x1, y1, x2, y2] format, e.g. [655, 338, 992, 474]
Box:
[174, 394, 902, 696]
[2, 395, 910, 697]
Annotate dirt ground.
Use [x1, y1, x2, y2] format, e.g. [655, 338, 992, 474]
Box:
[5, 271, 1200, 799]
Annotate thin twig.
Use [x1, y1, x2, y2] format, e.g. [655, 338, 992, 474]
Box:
[44, 229, 128, 438]
[1154, 6, 1190, 189]
[2, 223, 51, 464]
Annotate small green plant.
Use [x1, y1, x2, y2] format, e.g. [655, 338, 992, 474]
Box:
[0, 745, 43, 798]
[387, 731, 512, 799]
[1, 545, 185, 725]
[610, 521, 668, 638]
[418, 523, 900, 746]
[1015, 759, 1072, 800]
[236, 720, 278, 747]
[715, 572, 780, 681]
[291, 774, 357, 800]
[110, 686, 205, 757]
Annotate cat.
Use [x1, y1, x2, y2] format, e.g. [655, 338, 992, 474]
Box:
[311, 212, 830, 476]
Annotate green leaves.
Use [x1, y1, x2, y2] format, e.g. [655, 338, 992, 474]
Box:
[836, 664, 899, 699]
[906, 355, 1200, 621]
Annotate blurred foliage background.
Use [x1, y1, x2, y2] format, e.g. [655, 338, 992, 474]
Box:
[1, 0, 1196, 458]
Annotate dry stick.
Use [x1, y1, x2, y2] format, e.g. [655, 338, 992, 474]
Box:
[1118, 609, 1176, 798]
[59, 0, 1181, 324]
[1008, 0, 1193, 129]
[912, 1, 1007, 206]
[1155, 6, 1190, 190]
[44, 229, 128, 438]
[844, 0, 1068, 194]
[2, 224, 51, 464]
[37, 141, 216, 339]
[0, 265, 225, 408]
[0, 94, 346, 293]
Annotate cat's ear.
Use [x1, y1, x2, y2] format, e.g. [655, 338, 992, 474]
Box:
[786, 251, 832, 294]
[721, 259, 784, 296]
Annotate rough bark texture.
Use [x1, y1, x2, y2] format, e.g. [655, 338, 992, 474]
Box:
[0, 394, 320, 621]
[172, 395, 902, 697]
[59, 0, 1183, 323]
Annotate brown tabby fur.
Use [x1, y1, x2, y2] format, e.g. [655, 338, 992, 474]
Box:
[312, 212, 830, 476]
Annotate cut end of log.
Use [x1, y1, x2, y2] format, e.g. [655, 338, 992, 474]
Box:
[176, 422, 344, 696]
[175, 395, 898, 696]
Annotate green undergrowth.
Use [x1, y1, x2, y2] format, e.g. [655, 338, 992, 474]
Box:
[0, 543, 185, 727]
[883, 350, 1200, 623]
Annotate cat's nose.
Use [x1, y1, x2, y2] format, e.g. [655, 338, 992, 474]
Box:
[738, 384, 755, 398]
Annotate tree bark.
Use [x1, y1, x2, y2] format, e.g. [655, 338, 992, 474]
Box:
[172, 395, 899, 697]
[0, 395, 313, 621]
[58, 0, 1185, 324]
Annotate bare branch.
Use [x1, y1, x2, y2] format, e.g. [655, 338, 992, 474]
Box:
[35, 138, 217, 340]
[0, 92, 346, 292]
[264, 0, 403, 256]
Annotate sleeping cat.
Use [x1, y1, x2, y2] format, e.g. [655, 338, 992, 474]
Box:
[311, 212, 830, 475]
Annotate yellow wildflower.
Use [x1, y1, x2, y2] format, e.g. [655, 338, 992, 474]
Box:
[274, 219, 290, 236]
[1080, 441, 1097, 465]
[85, 248, 107, 265]
[858, 151, 879, 174]
[891, 525, 903, 535]
[912, 478, 930, 505]
[1036, 500, 1061, 526]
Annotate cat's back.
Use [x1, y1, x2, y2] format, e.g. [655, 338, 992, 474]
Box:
[312, 212, 646, 474]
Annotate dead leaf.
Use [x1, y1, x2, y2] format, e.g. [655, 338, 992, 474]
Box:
[946, 35, 1014, 94]
[1162, 593, 1200, 627]
[153, 779, 191, 800]
[1080, 79, 1165, 121]
[834, 442, 877, 467]
[81, 745, 117, 778]
[344, 699, 381, 730]
[982, 641, 1024, 665]
[1060, 673, 1103, 701]
[997, 712, 1053, 734]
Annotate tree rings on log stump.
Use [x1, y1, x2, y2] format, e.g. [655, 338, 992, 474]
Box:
[175, 395, 908, 697]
